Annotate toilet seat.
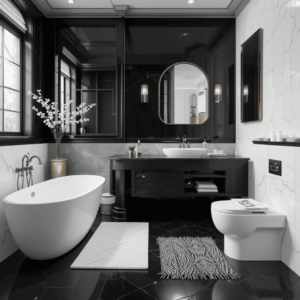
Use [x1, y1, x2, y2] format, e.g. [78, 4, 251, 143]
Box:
[211, 200, 267, 214]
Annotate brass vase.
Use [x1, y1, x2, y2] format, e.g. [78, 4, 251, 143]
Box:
[50, 158, 67, 178]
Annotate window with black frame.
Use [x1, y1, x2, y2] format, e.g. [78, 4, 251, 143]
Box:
[0, 21, 22, 135]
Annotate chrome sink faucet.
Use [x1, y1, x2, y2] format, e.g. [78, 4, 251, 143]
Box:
[180, 135, 190, 148]
[15, 153, 43, 190]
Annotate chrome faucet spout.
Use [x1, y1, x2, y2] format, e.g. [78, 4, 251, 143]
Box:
[28, 155, 43, 165]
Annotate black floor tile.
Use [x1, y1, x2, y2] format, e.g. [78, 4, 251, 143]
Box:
[69, 278, 106, 300]
[8, 269, 47, 295]
[149, 236, 159, 251]
[159, 220, 187, 231]
[143, 280, 187, 300]
[149, 226, 170, 237]
[122, 267, 160, 289]
[183, 279, 215, 295]
[193, 281, 250, 300]
[41, 287, 73, 300]
[247, 275, 291, 299]
[233, 260, 300, 286]
[81, 269, 122, 280]
[7, 284, 46, 300]
[284, 279, 300, 300]
[0, 215, 299, 300]
[43, 269, 82, 288]
[99, 278, 139, 300]
[149, 252, 161, 269]
[119, 288, 157, 300]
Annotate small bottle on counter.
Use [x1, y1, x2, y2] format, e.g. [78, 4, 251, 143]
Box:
[136, 140, 142, 158]
[276, 131, 283, 142]
[202, 137, 208, 149]
[270, 132, 276, 142]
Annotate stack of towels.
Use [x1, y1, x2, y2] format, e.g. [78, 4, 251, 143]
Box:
[195, 181, 218, 193]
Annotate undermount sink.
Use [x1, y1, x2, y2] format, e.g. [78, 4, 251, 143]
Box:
[163, 148, 207, 158]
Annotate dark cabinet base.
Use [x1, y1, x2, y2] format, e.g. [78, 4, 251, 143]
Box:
[109, 155, 249, 220]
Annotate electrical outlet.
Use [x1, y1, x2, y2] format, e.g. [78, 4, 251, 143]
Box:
[269, 159, 282, 176]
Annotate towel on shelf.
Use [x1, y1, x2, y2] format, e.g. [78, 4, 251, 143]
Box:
[195, 181, 217, 189]
[195, 188, 218, 193]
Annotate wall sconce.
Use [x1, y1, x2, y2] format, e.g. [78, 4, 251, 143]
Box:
[141, 84, 148, 103]
[214, 84, 222, 103]
[243, 85, 249, 103]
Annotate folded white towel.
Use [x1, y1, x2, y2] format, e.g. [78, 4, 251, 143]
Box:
[195, 181, 217, 189]
[195, 188, 218, 193]
[231, 198, 268, 210]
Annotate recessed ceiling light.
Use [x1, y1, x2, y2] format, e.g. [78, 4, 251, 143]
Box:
[188, 0, 194, 3]
[68, 0, 74, 3]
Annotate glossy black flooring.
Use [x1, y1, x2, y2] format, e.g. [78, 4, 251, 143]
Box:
[0, 208, 299, 300]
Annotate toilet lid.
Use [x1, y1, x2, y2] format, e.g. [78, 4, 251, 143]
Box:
[211, 201, 266, 214]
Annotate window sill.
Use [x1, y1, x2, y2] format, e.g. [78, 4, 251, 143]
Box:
[0, 136, 48, 146]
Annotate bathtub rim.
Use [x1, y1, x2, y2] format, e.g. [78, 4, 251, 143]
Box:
[2, 175, 106, 206]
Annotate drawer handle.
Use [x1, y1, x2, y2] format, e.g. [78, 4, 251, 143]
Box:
[142, 175, 145, 179]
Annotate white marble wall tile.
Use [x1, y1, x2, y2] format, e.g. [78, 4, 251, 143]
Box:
[0, 144, 48, 263]
[237, 0, 300, 275]
[281, 243, 300, 276]
[296, 200, 300, 229]
[282, 147, 295, 184]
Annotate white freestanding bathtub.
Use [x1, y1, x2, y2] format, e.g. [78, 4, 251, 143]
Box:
[2, 175, 105, 260]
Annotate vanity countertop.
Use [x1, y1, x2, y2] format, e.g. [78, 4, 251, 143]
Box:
[108, 155, 249, 160]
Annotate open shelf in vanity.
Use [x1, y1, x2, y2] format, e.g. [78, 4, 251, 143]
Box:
[108, 155, 250, 220]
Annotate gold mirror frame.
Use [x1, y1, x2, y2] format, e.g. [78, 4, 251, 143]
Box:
[158, 62, 210, 125]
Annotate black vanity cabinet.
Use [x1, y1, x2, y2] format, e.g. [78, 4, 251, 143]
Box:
[109, 155, 249, 220]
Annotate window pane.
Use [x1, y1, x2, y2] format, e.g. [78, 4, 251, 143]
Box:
[4, 88, 20, 111]
[98, 91, 116, 134]
[0, 26, 2, 57]
[0, 110, 2, 131]
[4, 111, 20, 132]
[4, 60, 20, 90]
[4, 29, 20, 65]
[82, 91, 96, 134]
[80, 71, 96, 90]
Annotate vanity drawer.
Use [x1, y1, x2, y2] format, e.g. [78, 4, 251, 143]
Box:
[133, 172, 184, 196]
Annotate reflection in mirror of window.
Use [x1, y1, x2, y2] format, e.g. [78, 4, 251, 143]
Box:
[0, 26, 21, 133]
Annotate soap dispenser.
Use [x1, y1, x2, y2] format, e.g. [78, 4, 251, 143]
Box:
[136, 140, 142, 158]
[202, 137, 208, 149]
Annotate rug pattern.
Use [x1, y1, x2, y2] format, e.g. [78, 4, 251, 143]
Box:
[157, 236, 241, 280]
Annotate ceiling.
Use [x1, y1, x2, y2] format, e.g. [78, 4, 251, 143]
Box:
[31, 0, 250, 18]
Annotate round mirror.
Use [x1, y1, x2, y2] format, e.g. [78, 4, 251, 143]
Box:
[159, 62, 209, 125]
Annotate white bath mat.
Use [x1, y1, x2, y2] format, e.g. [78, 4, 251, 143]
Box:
[71, 222, 149, 269]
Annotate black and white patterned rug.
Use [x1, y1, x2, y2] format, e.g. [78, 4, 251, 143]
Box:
[157, 236, 241, 280]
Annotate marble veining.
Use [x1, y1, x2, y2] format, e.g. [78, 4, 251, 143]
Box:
[236, 0, 300, 275]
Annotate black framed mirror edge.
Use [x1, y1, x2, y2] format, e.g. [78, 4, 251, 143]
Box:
[158, 62, 210, 126]
[240, 28, 263, 123]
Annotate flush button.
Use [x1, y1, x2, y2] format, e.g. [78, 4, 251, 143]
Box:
[269, 159, 282, 176]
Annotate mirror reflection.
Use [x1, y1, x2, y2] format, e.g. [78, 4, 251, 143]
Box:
[159, 63, 209, 125]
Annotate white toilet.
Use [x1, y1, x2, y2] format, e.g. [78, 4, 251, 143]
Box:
[211, 200, 285, 261]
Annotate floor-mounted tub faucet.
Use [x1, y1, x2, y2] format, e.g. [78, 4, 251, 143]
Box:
[15, 153, 43, 190]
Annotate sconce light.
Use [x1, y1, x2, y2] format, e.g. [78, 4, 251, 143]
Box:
[141, 84, 148, 103]
[214, 84, 222, 103]
[243, 85, 249, 103]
